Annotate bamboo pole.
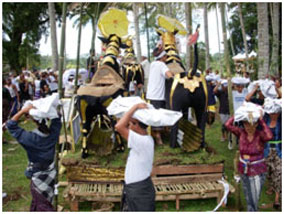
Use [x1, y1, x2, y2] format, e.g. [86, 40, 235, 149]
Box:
[144, 3, 150, 62]
[215, 4, 222, 74]
[75, 3, 83, 93]
[58, 3, 67, 99]
[55, 2, 67, 211]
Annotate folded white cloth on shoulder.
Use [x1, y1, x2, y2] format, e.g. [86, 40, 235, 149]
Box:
[263, 97, 282, 114]
[22, 93, 60, 121]
[234, 101, 263, 123]
[107, 96, 183, 126]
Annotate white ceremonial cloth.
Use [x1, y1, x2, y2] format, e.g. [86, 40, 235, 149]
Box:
[107, 96, 182, 127]
[231, 76, 250, 85]
[234, 101, 264, 123]
[23, 93, 60, 121]
[248, 79, 277, 99]
[263, 97, 282, 114]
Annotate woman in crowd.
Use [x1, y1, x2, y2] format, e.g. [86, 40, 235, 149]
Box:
[6, 104, 62, 211]
[263, 98, 282, 209]
[4, 77, 20, 117]
[225, 102, 273, 211]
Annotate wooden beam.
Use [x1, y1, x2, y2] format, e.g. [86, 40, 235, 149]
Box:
[151, 164, 224, 176]
[152, 173, 223, 184]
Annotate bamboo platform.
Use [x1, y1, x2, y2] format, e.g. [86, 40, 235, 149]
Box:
[63, 163, 234, 211]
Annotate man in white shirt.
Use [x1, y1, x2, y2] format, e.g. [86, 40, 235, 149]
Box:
[115, 103, 155, 211]
[232, 84, 248, 113]
[141, 56, 150, 92]
[146, 48, 173, 145]
[47, 70, 58, 93]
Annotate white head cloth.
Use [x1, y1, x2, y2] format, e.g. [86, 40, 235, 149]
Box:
[263, 97, 282, 114]
[231, 76, 250, 85]
[22, 93, 60, 122]
[155, 51, 167, 60]
[107, 96, 182, 127]
[221, 79, 228, 86]
[205, 73, 218, 82]
[234, 101, 264, 124]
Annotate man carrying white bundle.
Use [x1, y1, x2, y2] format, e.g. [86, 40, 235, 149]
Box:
[115, 103, 155, 211]
[109, 96, 182, 211]
[231, 76, 250, 113]
[6, 94, 62, 211]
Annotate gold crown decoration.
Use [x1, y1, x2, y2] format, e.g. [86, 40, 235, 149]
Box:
[156, 14, 187, 36]
[98, 8, 129, 38]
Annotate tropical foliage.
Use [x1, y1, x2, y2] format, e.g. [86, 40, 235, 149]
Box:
[2, 3, 282, 77]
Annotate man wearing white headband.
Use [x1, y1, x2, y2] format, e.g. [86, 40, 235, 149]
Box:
[146, 47, 173, 145]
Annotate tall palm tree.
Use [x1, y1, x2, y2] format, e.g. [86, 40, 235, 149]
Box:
[71, 3, 108, 55]
[238, 3, 249, 71]
[58, 3, 67, 99]
[215, 4, 222, 73]
[75, 3, 83, 92]
[185, 2, 192, 71]
[48, 2, 59, 71]
[220, 3, 233, 114]
[225, 4, 235, 57]
[144, 3, 151, 61]
[270, 3, 280, 76]
[257, 3, 269, 79]
[203, 3, 210, 69]
[133, 3, 142, 62]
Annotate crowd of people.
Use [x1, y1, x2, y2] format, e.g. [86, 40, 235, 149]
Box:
[3, 68, 58, 122]
[204, 68, 282, 211]
[3, 46, 282, 211]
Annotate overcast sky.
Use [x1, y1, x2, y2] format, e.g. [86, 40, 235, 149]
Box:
[39, 5, 229, 59]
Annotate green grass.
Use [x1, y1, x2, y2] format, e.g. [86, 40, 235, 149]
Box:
[2, 116, 277, 212]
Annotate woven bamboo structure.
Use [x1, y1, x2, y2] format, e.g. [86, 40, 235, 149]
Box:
[63, 163, 235, 211]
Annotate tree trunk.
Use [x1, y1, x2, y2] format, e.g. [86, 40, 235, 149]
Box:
[90, 3, 100, 54]
[257, 3, 270, 79]
[58, 3, 67, 99]
[9, 32, 22, 73]
[203, 3, 210, 70]
[90, 16, 95, 53]
[238, 3, 249, 72]
[226, 4, 235, 56]
[144, 3, 150, 61]
[75, 3, 83, 93]
[270, 3, 280, 76]
[185, 3, 192, 71]
[220, 3, 233, 115]
[215, 4, 222, 74]
[133, 3, 142, 63]
[48, 2, 59, 72]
